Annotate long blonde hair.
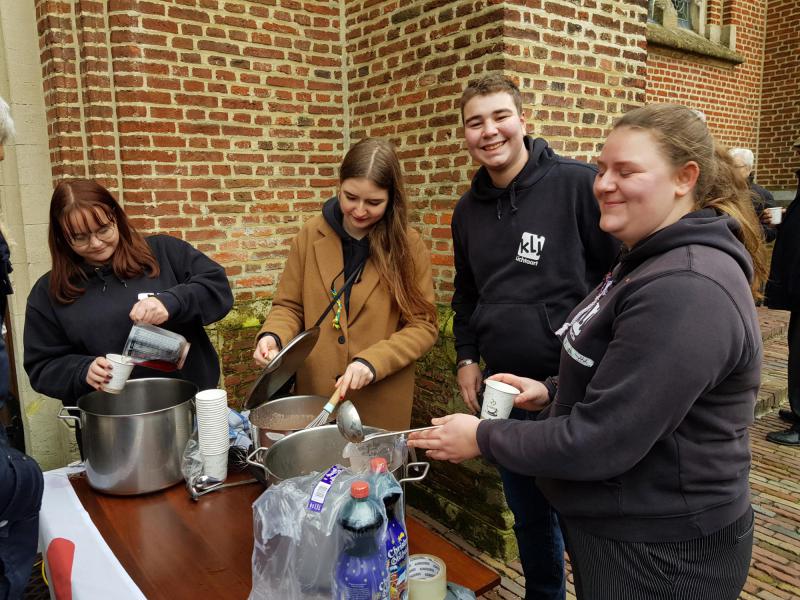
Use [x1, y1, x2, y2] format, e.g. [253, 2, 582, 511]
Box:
[614, 104, 768, 298]
[339, 138, 436, 324]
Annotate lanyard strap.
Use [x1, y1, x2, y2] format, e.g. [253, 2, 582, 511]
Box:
[313, 260, 366, 328]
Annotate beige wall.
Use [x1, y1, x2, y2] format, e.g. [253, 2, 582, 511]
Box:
[0, 0, 75, 468]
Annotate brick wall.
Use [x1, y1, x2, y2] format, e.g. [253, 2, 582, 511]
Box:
[36, 0, 346, 302]
[757, 0, 800, 192]
[343, 0, 648, 303]
[645, 0, 768, 153]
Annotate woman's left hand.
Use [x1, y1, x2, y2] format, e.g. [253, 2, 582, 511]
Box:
[129, 297, 169, 325]
[407, 414, 481, 463]
[336, 361, 374, 397]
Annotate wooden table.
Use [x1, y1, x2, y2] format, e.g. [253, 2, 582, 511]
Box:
[69, 471, 499, 598]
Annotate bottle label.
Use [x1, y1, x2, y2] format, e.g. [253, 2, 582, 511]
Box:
[335, 554, 390, 599]
[307, 465, 345, 512]
[386, 522, 408, 600]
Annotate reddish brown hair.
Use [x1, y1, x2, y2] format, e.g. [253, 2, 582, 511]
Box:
[48, 179, 160, 303]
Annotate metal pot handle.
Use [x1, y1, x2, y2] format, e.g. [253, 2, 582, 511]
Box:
[57, 407, 81, 429]
[398, 461, 429, 484]
[246, 446, 269, 477]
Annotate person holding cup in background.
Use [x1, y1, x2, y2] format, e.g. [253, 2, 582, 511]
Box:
[23, 179, 233, 405]
[729, 147, 778, 241]
[253, 138, 438, 430]
[410, 105, 765, 600]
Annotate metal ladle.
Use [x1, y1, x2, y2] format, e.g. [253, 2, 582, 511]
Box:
[188, 474, 259, 501]
[336, 400, 439, 444]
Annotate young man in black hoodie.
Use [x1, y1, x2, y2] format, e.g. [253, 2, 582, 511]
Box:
[450, 74, 618, 600]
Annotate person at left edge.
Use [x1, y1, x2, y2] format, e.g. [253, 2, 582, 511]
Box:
[0, 95, 44, 600]
[23, 179, 234, 404]
[253, 138, 438, 431]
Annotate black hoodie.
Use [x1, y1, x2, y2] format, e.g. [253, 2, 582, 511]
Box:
[322, 197, 369, 314]
[24, 235, 233, 403]
[477, 210, 761, 542]
[451, 136, 619, 379]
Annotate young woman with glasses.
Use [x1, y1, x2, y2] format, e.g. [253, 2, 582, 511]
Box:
[23, 179, 234, 403]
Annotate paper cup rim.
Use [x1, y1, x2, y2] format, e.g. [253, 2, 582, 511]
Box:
[105, 353, 133, 366]
[196, 389, 227, 402]
[484, 379, 520, 395]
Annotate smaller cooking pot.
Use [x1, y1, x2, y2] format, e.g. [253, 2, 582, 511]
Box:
[246, 424, 428, 487]
[248, 394, 331, 449]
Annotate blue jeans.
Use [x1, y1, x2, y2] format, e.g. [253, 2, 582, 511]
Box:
[0, 429, 44, 600]
[498, 408, 566, 600]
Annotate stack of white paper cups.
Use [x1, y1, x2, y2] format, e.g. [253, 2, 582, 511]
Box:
[195, 389, 229, 480]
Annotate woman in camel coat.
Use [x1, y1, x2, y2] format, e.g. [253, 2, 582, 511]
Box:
[254, 138, 438, 430]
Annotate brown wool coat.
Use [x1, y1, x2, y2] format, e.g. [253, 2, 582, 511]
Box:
[258, 215, 438, 430]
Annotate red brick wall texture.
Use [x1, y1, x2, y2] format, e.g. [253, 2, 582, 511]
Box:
[32, 0, 796, 397]
[758, 0, 800, 190]
[646, 0, 799, 193]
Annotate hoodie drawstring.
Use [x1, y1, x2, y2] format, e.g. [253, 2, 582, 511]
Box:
[93, 267, 127, 293]
[495, 182, 519, 220]
[510, 183, 518, 214]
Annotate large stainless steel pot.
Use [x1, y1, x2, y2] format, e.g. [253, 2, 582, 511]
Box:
[248, 394, 331, 449]
[246, 424, 428, 487]
[58, 378, 196, 495]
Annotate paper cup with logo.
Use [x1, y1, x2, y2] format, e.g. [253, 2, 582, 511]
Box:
[480, 379, 519, 420]
[102, 354, 134, 394]
[767, 206, 782, 225]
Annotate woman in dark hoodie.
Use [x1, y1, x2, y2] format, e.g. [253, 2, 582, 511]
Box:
[254, 138, 437, 430]
[24, 179, 233, 403]
[410, 104, 766, 600]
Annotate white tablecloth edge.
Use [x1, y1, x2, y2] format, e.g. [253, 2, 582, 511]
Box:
[39, 466, 147, 600]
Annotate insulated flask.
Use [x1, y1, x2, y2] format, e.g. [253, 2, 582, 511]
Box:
[333, 481, 390, 600]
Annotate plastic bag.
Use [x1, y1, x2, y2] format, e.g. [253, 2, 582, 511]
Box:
[249, 463, 404, 600]
[342, 434, 407, 473]
[180, 433, 204, 484]
[181, 408, 254, 483]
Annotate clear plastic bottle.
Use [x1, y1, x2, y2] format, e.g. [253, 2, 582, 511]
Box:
[333, 480, 390, 600]
[370, 458, 409, 600]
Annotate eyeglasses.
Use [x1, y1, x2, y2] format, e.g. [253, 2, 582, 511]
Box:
[69, 223, 116, 247]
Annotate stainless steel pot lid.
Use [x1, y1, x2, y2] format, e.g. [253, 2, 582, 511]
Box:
[244, 327, 320, 409]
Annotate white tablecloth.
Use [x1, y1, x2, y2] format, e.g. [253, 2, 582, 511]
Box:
[39, 467, 146, 600]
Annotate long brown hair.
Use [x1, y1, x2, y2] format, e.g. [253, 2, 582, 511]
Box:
[613, 104, 768, 298]
[48, 179, 160, 303]
[339, 138, 437, 325]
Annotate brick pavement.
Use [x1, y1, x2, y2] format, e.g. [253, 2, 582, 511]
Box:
[410, 308, 800, 600]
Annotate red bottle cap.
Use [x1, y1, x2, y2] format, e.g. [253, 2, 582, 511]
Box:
[351, 481, 370, 498]
[370, 457, 388, 473]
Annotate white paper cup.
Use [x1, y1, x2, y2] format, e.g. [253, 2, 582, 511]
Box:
[767, 206, 782, 225]
[480, 379, 520, 420]
[196, 388, 227, 403]
[197, 417, 229, 452]
[202, 450, 228, 480]
[102, 354, 134, 394]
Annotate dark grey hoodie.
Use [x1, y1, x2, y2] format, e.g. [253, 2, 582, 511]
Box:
[477, 210, 761, 542]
